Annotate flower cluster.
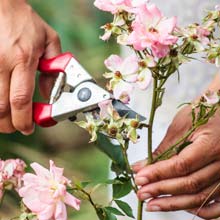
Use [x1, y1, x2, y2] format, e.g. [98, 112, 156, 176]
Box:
[76, 100, 146, 146]
[95, 0, 177, 59]
[19, 160, 81, 220]
[0, 159, 26, 197]
[104, 54, 153, 103]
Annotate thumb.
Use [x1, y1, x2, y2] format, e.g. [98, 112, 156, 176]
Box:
[133, 106, 192, 173]
[39, 27, 62, 99]
[154, 105, 193, 157]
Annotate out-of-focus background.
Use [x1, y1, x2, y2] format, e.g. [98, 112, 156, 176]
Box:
[0, 1, 118, 219]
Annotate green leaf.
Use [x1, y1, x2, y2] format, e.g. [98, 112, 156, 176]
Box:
[96, 133, 126, 171]
[113, 178, 133, 199]
[103, 209, 117, 220]
[176, 141, 193, 154]
[104, 207, 125, 216]
[81, 181, 91, 188]
[114, 200, 134, 218]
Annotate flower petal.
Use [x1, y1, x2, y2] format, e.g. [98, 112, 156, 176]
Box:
[64, 192, 81, 211]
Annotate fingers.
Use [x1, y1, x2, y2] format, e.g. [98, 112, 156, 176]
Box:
[10, 56, 37, 135]
[0, 68, 15, 133]
[135, 137, 214, 184]
[188, 200, 220, 219]
[145, 181, 220, 212]
[136, 161, 220, 200]
[132, 159, 148, 173]
[39, 26, 61, 99]
[153, 105, 192, 157]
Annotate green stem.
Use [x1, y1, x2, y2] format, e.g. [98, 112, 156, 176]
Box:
[137, 200, 144, 220]
[136, 77, 159, 220]
[0, 190, 5, 208]
[121, 141, 138, 192]
[148, 77, 158, 164]
[154, 126, 198, 162]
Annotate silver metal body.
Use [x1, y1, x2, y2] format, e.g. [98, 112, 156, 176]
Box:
[49, 58, 111, 121]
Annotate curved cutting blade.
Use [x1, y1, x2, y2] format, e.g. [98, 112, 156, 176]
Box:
[112, 100, 146, 121]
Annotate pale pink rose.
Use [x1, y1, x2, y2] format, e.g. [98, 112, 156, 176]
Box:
[19, 160, 80, 220]
[128, 4, 178, 58]
[98, 100, 114, 118]
[94, 0, 132, 14]
[196, 26, 210, 45]
[204, 91, 219, 105]
[0, 159, 26, 191]
[104, 54, 139, 82]
[113, 81, 133, 103]
[137, 69, 152, 90]
[131, 0, 149, 7]
[215, 5, 220, 11]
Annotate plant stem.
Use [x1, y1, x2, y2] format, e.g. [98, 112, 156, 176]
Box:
[148, 77, 158, 164]
[121, 141, 138, 192]
[154, 125, 198, 162]
[137, 77, 160, 220]
[137, 200, 144, 220]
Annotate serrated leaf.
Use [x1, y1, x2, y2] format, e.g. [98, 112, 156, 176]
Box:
[113, 178, 132, 199]
[104, 207, 125, 216]
[114, 200, 134, 218]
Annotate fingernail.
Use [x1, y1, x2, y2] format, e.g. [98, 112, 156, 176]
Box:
[135, 177, 149, 185]
[146, 205, 161, 212]
[21, 125, 35, 136]
[140, 193, 152, 200]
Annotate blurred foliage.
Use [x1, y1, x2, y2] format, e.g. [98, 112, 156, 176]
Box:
[0, 0, 118, 219]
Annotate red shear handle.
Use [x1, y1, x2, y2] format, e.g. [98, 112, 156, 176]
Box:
[38, 52, 73, 73]
[33, 103, 57, 127]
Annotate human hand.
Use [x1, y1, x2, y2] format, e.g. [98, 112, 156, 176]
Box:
[0, 0, 61, 135]
[133, 105, 220, 219]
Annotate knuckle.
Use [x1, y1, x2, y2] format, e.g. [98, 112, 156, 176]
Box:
[185, 177, 201, 193]
[14, 47, 30, 65]
[51, 32, 61, 45]
[167, 203, 179, 211]
[196, 192, 208, 205]
[174, 157, 190, 176]
[11, 92, 31, 110]
[0, 102, 10, 118]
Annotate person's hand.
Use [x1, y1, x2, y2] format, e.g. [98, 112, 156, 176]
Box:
[133, 105, 220, 219]
[0, 0, 61, 135]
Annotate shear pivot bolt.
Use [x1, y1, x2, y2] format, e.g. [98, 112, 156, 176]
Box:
[77, 88, 92, 102]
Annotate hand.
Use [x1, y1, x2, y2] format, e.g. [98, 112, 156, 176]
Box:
[133, 105, 220, 219]
[0, 0, 61, 135]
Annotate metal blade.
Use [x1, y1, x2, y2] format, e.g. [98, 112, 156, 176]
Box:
[112, 100, 146, 121]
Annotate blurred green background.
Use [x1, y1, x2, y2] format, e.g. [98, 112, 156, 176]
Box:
[0, 1, 118, 219]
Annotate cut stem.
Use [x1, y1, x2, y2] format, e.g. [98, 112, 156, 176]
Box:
[148, 77, 158, 164]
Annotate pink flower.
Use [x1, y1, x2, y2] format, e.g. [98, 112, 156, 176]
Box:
[203, 91, 219, 105]
[113, 81, 133, 104]
[98, 100, 114, 118]
[98, 100, 121, 119]
[104, 54, 139, 82]
[137, 69, 152, 90]
[19, 160, 80, 220]
[215, 5, 220, 11]
[0, 159, 26, 192]
[128, 4, 178, 58]
[94, 0, 132, 14]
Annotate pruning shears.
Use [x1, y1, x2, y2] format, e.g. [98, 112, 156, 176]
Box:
[33, 52, 146, 127]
